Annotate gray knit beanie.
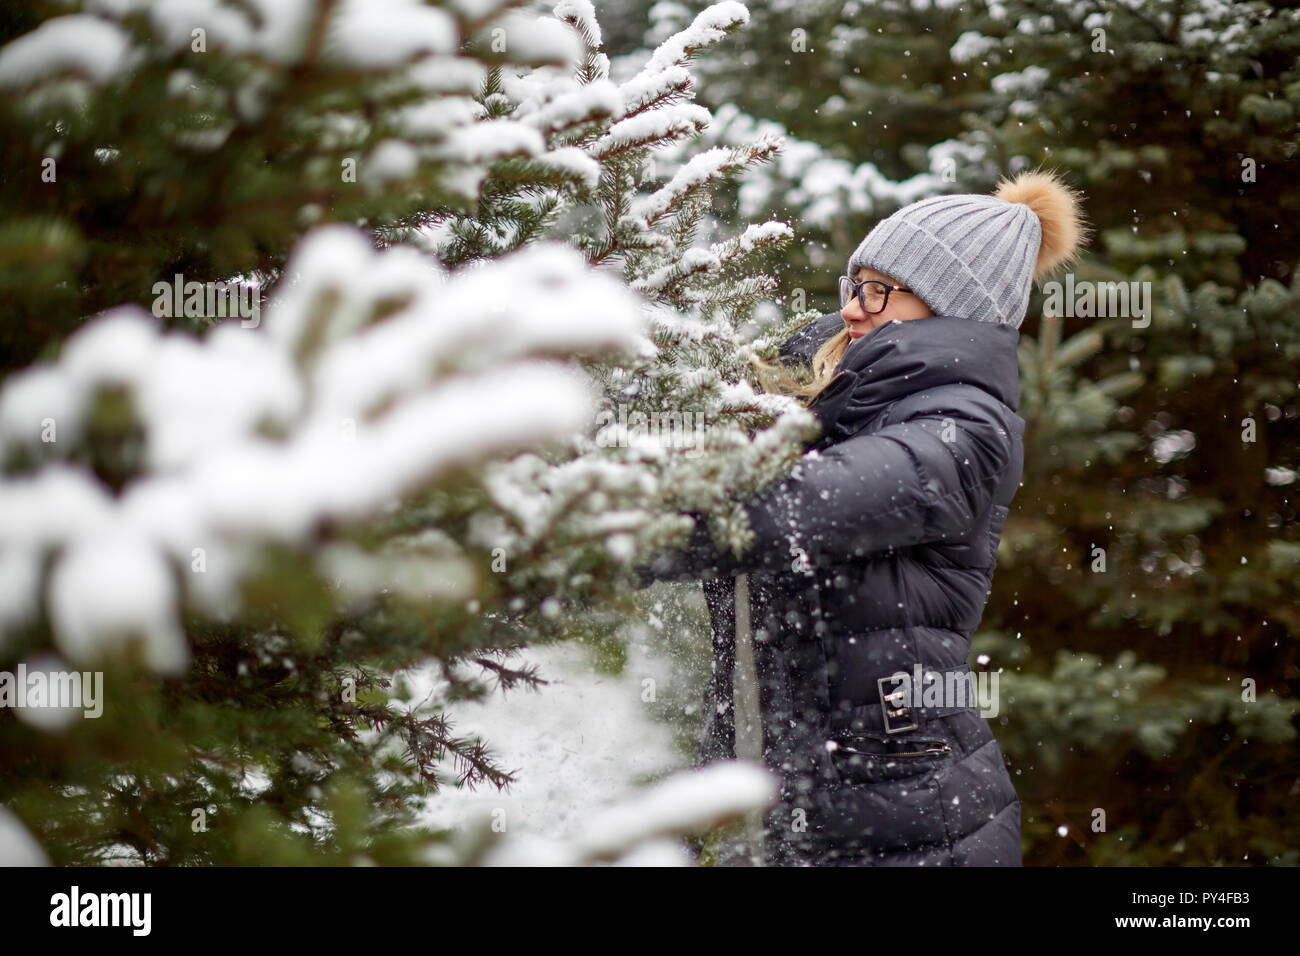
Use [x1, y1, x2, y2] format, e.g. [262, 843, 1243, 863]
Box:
[846, 169, 1087, 330]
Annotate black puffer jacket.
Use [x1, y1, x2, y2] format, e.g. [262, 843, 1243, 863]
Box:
[642, 312, 1024, 866]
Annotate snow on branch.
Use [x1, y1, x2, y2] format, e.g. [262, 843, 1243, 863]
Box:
[0, 14, 135, 88]
[0, 806, 49, 866]
[552, 0, 602, 51]
[0, 226, 646, 678]
[475, 759, 778, 865]
[586, 103, 712, 162]
[624, 134, 782, 233]
[633, 1, 750, 82]
[511, 78, 624, 139]
[656, 102, 961, 227]
[618, 64, 695, 117]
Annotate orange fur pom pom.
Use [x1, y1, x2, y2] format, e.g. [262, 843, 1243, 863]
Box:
[993, 168, 1090, 280]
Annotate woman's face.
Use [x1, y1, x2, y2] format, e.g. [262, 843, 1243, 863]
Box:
[841, 265, 933, 339]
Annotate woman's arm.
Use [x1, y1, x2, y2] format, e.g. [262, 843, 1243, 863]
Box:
[746, 387, 1019, 565]
[634, 386, 1018, 584]
[632, 314, 843, 586]
[632, 514, 730, 586]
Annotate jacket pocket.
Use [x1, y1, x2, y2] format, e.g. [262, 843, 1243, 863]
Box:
[827, 731, 953, 787]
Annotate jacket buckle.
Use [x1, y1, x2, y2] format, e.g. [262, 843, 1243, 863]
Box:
[877, 674, 918, 734]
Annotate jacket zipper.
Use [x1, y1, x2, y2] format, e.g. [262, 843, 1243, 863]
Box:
[839, 741, 952, 758]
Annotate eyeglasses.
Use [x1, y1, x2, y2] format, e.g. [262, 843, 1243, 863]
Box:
[839, 275, 914, 314]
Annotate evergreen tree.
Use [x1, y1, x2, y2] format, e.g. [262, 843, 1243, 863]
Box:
[0, 0, 800, 865]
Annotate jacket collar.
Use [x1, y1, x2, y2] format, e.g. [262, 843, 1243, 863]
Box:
[805, 314, 1021, 451]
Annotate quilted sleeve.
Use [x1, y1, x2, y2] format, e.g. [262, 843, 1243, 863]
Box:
[635, 388, 1018, 582]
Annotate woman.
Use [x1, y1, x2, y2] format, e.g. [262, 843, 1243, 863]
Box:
[637, 168, 1088, 866]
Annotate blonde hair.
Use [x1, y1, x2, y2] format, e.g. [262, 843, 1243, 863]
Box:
[749, 323, 853, 403]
